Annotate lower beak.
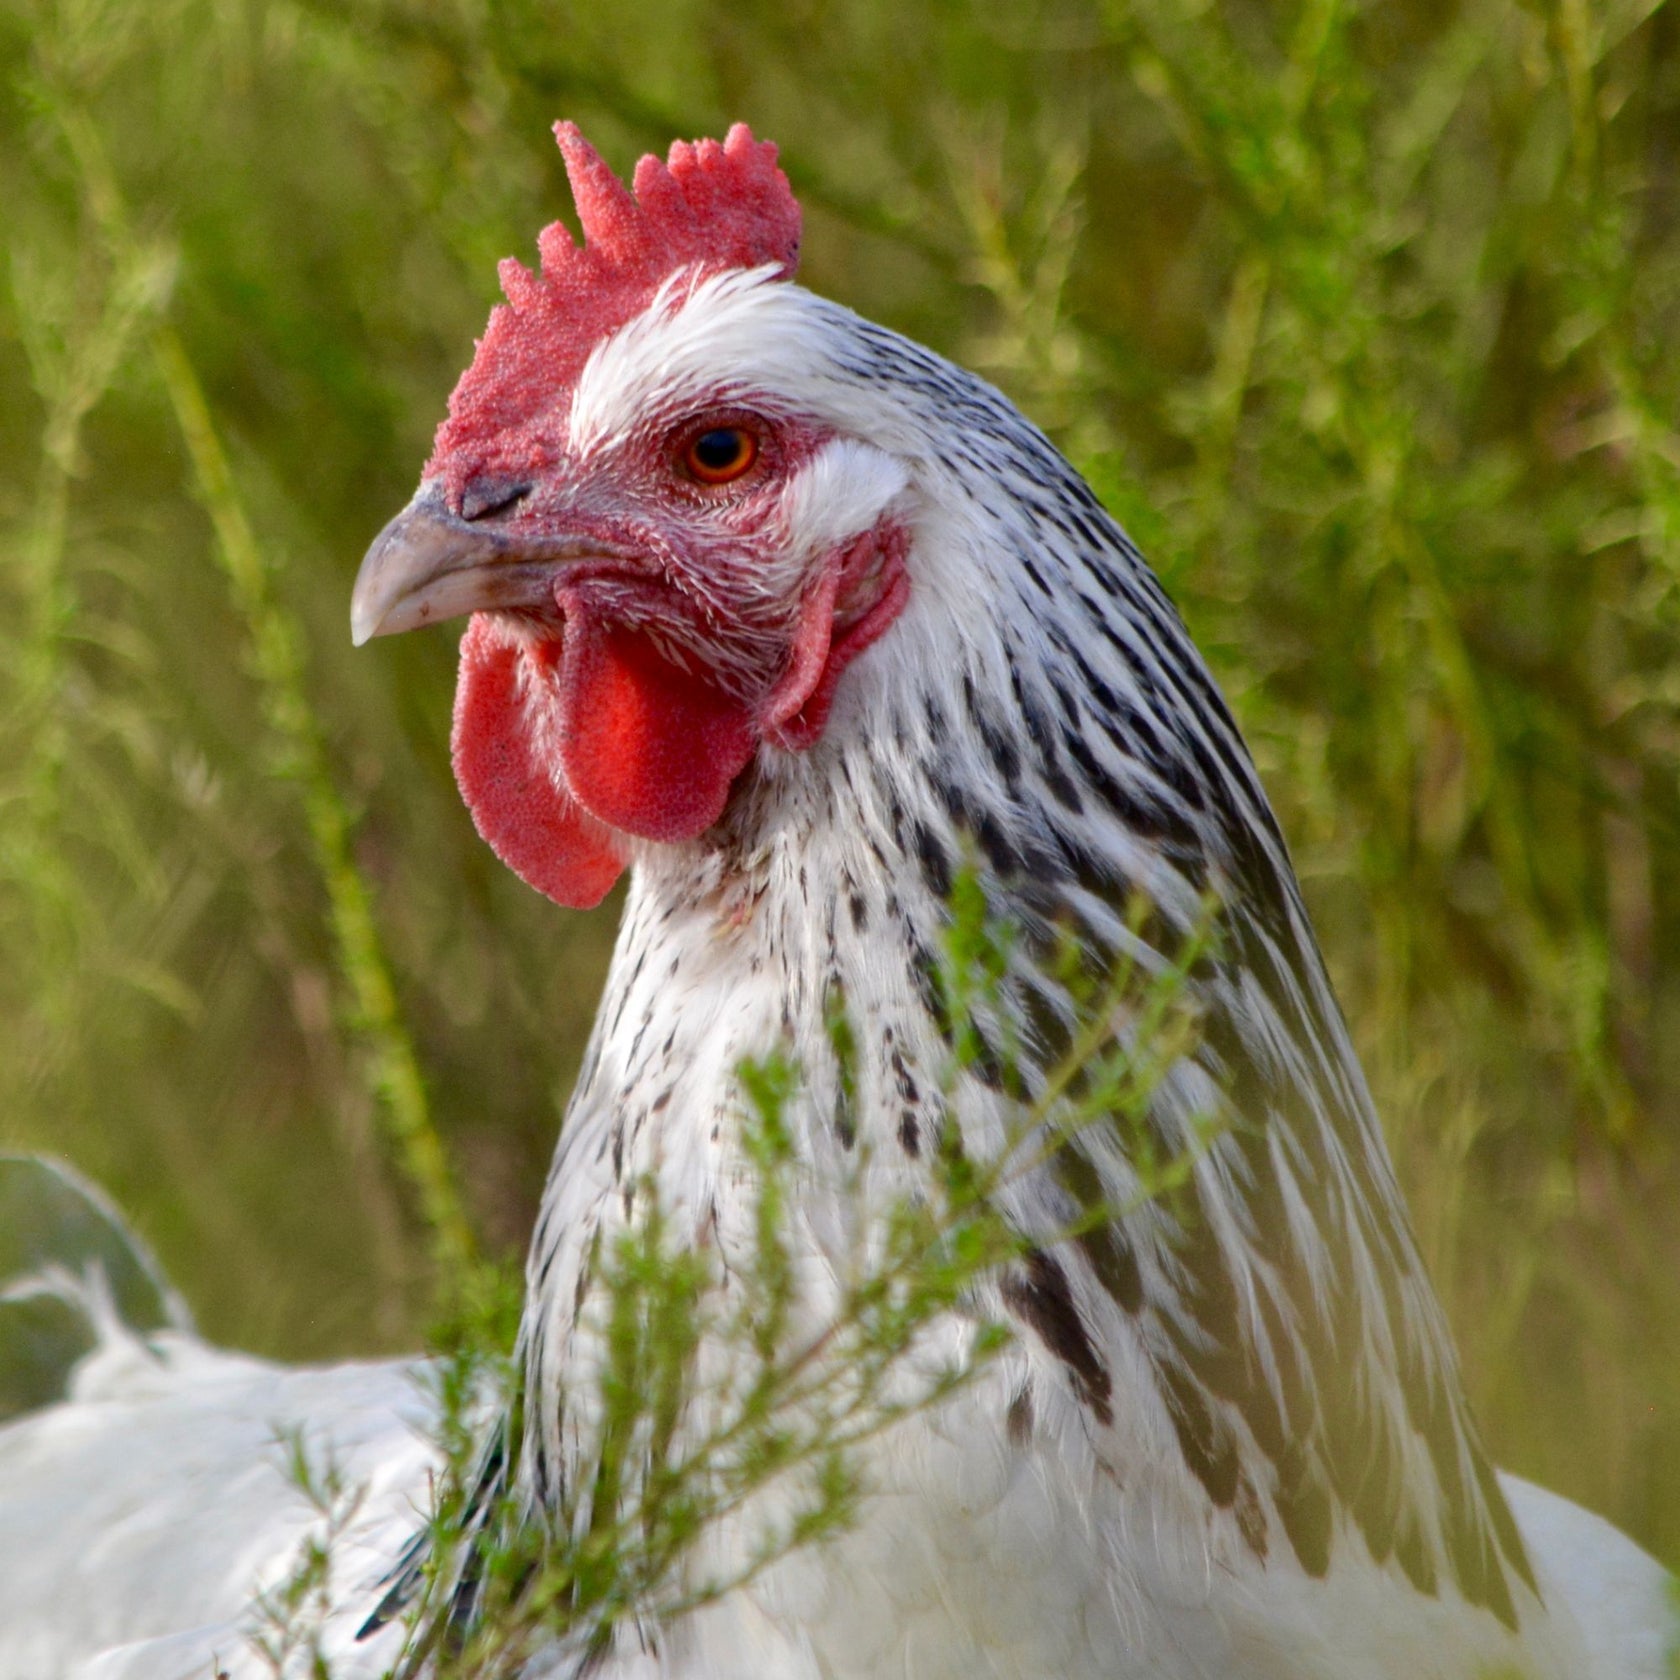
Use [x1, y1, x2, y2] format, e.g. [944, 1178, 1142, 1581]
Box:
[351, 481, 606, 646]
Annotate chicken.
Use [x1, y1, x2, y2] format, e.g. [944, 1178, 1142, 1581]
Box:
[0, 122, 1670, 1680]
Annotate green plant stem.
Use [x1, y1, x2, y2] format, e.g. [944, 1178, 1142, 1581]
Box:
[53, 101, 477, 1286]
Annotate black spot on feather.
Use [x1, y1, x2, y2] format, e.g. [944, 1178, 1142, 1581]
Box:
[898, 1108, 921, 1156]
[1276, 1462, 1334, 1578]
[1054, 1144, 1144, 1316]
[1395, 1513, 1439, 1597]
[1476, 1445, 1538, 1594]
[1233, 1474, 1269, 1558]
[1006, 1383, 1035, 1446]
[1002, 1248, 1113, 1427]
[824, 975, 859, 1151]
[1156, 1353, 1241, 1507]
[911, 819, 953, 900]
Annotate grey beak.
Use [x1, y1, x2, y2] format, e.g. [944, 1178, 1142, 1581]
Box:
[350, 481, 605, 646]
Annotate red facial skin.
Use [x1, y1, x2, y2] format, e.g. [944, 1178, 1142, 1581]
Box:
[446, 410, 909, 909]
[419, 125, 905, 908]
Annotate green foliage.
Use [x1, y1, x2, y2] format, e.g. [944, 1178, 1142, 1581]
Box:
[0, 0, 1674, 1577]
[329, 870, 1207, 1672]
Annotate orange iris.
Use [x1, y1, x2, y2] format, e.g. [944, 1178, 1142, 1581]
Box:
[683, 426, 758, 484]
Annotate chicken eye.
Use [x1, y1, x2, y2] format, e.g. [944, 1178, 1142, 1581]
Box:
[683, 426, 758, 485]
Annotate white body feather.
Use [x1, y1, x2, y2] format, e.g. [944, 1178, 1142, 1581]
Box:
[0, 1331, 433, 1680]
[0, 1321, 1667, 1677]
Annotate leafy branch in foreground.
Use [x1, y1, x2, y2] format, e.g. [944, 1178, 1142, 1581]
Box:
[254, 1428, 369, 1680]
[339, 872, 1223, 1678]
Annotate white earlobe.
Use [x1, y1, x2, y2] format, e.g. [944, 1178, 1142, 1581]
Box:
[778, 438, 910, 560]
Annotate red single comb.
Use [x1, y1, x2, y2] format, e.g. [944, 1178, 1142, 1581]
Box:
[427, 123, 801, 491]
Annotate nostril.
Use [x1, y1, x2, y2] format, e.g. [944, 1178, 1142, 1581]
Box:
[458, 477, 532, 522]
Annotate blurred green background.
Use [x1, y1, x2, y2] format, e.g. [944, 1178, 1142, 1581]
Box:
[1, 0, 1676, 1566]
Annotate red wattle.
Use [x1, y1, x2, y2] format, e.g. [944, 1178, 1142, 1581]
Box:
[451, 528, 907, 907]
[452, 618, 625, 909]
[557, 607, 759, 843]
[761, 560, 839, 745]
[764, 524, 910, 750]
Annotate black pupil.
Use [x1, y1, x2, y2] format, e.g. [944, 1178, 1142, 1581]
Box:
[693, 429, 745, 471]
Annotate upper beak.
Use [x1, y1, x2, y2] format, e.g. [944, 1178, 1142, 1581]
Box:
[351, 481, 605, 646]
